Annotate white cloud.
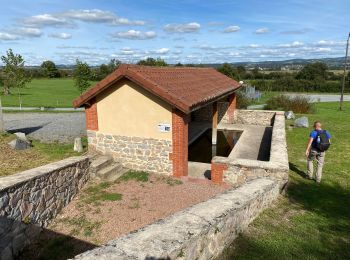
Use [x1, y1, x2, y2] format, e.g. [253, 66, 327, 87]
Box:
[60, 9, 145, 26]
[20, 9, 145, 28]
[0, 32, 21, 40]
[255, 27, 269, 34]
[12, 27, 42, 37]
[164, 22, 200, 33]
[278, 41, 304, 48]
[223, 25, 240, 33]
[111, 30, 156, 40]
[22, 14, 73, 28]
[249, 44, 260, 48]
[49, 32, 72, 39]
[154, 48, 169, 54]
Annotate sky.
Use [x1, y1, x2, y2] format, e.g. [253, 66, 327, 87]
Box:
[0, 0, 349, 65]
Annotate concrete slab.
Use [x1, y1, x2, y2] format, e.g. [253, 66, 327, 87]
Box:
[218, 123, 272, 161]
[188, 161, 211, 179]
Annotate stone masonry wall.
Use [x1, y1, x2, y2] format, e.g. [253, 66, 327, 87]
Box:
[87, 130, 172, 175]
[234, 109, 276, 126]
[191, 101, 230, 124]
[0, 156, 90, 260]
[74, 178, 280, 260]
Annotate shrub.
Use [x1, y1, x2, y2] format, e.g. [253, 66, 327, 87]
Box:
[236, 90, 251, 109]
[266, 95, 315, 114]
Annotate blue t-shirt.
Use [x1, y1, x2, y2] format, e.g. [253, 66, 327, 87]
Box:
[309, 130, 331, 149]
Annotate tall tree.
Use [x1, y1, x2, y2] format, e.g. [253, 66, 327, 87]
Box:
[217, 63, 239, 80]
[137, 57, 168, 67]
[296, 62, 328, 80]
[1, 49, 31, 109]
[98, 59, 121, 80]
[41, 60, 59, 78]
[73, 59, 91, 94]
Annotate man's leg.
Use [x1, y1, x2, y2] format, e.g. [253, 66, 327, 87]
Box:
[307, 150, 316, 179]
[315, 152, 325, 183]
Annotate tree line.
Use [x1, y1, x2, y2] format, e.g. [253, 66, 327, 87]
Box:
[0, 49, 349, 97]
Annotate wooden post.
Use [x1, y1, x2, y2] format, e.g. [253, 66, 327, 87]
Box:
[212, 101, 218, 145]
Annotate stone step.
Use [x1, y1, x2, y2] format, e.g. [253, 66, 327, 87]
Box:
[96, 163, 127, 182]
[89, 156, 113, 178]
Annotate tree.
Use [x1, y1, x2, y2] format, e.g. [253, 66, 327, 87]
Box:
[1, 49, 31, 108]
[73, 59, 91, 94]
[97, 59, 121, 80]
[137, 57, 168, 66]
[217, 63, 239, 80]
[41, 60, 59, 78]
[296, 62, 328, 80]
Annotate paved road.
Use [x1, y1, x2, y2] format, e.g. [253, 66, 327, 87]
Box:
[247, 94, 350, 109]
[284, 93, 350, 102]
[3, 112, 86, 143]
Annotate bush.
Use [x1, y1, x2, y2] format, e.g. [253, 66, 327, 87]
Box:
[236, 90, 251, 109]
[266, 95, 315, 114]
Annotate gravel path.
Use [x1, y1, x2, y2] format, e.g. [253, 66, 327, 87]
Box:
[3, 112, 86, 143]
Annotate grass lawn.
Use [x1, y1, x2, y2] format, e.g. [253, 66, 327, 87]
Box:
[221, 102, 350, 259]
[0, 78, 96, 108]
[0, 133, 87, 176]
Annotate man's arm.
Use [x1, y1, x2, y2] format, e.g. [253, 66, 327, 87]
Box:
[306, 137, 313, 157]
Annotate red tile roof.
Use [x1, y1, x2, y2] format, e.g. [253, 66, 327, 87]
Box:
[73, 64, 241, 113]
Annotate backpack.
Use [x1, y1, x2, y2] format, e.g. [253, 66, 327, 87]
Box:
[316, 130, 331, 152]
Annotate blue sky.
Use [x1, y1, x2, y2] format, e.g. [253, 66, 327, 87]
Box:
[0, 0, 348, 65]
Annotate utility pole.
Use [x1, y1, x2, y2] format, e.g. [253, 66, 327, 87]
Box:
[0, 96, 4, 132]
[340, 33, 350, 111]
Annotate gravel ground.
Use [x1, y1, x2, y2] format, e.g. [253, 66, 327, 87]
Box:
[20, 173, 230, 259]
[3, 112, 86, 143]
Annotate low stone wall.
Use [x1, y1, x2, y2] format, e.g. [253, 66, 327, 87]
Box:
[234, 109, 276, 126]
[0, 156, 90, 259]
[87, 130, 172, 175]
[74, 178, 280, 260]
[212, 111, 289, 187]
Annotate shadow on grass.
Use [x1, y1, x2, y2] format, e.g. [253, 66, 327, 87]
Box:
[289, 162, 308, 178]
[220, 165, 350, 259]
[17, 227, 97, 260]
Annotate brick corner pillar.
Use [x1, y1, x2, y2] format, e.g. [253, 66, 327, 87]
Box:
[211, 161, 228, 184]
[171, 109, 189, 178]
[227, 93, 237, 124]
[85, 98, 99, 131]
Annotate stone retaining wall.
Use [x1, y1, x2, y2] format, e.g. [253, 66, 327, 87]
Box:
[234, 109, 276, 126]
[212, 111, 289, 187]
[87, 131, 172, 175]
[74, 178, 281, 260]
[0, 156, 90, 259]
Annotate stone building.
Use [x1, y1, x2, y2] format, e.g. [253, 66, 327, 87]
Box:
[73, 64, 241, 178]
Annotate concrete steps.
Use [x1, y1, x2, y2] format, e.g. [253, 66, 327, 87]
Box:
[89, 155, 128, 181]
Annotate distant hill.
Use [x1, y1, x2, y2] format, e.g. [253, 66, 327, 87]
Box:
[229, 57, 345, 70]
[1, 56, 345, 70]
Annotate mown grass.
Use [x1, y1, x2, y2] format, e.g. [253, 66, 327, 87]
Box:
[0, 133, 87, 176]
[220, 102, 350, 259]
[0, 78, 97, 108]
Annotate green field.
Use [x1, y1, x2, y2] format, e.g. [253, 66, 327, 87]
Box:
[0, 78, 96, 108]
[221, 102, 350, 259]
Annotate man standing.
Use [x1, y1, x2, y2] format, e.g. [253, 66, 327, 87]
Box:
[305, 121, 331, 183]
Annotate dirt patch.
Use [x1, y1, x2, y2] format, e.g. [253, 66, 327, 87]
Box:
[20, 172, 229, 259]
